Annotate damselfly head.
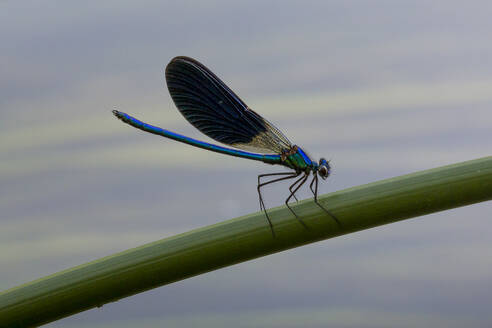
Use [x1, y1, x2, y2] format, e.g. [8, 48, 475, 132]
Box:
[318, 158, 331, 180]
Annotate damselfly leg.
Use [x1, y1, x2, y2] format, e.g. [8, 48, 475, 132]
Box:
[257, 172, 301, 236]
[309, 174, 341, 227]
[285, 173, 310, 229]
[288, 174, 306, 202]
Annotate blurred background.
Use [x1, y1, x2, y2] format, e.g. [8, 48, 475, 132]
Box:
[1, 1, 492, 327]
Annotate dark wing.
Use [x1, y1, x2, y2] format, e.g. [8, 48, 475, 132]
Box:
[165, 56, 292, 154]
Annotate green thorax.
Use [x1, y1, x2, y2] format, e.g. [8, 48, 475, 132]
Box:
[281, 146, 314, 171]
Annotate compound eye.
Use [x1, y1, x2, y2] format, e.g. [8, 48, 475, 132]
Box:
[319, 165, 328, 177]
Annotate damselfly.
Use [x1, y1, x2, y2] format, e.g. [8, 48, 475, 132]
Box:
[113, 56, 339, 235]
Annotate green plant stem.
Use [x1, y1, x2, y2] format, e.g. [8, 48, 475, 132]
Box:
[1, 156, 491, 327]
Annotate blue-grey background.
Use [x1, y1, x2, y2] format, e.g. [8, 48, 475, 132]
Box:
[1, 1, 492, 327]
